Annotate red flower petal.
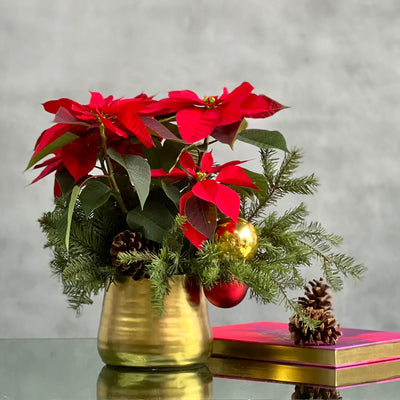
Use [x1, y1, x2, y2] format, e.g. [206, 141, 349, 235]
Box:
[216, 101, 242, 127]
[200, 151, 214, 173]
[42, 98, 82, 114]
[176, 108, 220, 143]
[151, 167, 187, 179]
[208, 159, 245, 174]
[181, 220, 208, 249]
[89, 92, 105, 110]
[179, 152, 197, 176]
[220, 82, 254, 102]
[169, 90, 203, 103]
[192, 180, 219, 204]
[31, 156, 63, 184]
[99, 115, 128, 138]
[215, 184, 240, 221]
[217, 165, 259, 189]
[241, 94, 286, 118]
[117, 107, 154, 148]
[60, 140, 98, 181]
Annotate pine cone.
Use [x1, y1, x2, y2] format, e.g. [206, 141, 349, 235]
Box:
[110, 230, 158, 280]
[289, 307, 342, 346]
[292, 384, 342, 399]
[298, 278, 332, 312]
[289, 278, 343, 346]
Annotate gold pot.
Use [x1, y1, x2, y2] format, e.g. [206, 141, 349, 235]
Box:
[97, 365, 213, 400]
[97, 274, 213, 367]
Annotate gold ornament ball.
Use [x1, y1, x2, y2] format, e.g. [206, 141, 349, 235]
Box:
[215, 218, 258, 260]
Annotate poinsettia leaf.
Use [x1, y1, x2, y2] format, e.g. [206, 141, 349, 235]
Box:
[192, 180, 219, 203]
[79, 180, 112, 217]
[61, 139, 98, 181]
[161, 180, 181, 208]
[181, 220, 207, 249]
[55, 169, 75, 197]
[216, 165, 259, 189]
[108, 149, 151, 209]
[211, 120, 242, 147]
[215, 184, 240, 221]
[127, 201, 175, 243]
[176, 108, 220, 143]
[236, 129, 288, 152]
[65, 185, 80, 251]
[26, 131, 79, 170]
[160, 140, 188, 172]
[184, 196, 217, 240]
[54, 107, 89, 125]
[141, 116, 184, 142]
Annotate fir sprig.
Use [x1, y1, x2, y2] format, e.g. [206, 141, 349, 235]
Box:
[242, 148, 318, 222]
[39, 197, 125, 312]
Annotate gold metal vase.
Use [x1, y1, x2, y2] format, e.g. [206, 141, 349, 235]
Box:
[97, 274, 213, 367]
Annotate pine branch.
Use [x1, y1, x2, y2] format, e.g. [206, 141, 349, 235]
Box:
[243, 149, 318, 222]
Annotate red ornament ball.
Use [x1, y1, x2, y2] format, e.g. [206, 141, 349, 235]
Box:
[204, 278, 248, 308]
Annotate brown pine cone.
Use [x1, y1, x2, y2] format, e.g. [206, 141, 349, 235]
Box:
[289, 307, 342, 346]
[110, 230, 158, 280]
[292, 384, 343, 399]
[298, 278, 333, 312]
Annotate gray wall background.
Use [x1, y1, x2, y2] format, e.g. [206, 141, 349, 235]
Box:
[1, 0, 399, 338]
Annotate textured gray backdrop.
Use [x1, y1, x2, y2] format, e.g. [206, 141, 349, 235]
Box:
[1, 0, 399, 338]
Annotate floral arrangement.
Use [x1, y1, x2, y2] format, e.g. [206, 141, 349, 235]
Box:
[27, 82, 364, 318]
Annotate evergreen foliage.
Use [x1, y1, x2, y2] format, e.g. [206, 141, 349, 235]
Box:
[39, 147, 365, 324]
[39, 197, 126, 312]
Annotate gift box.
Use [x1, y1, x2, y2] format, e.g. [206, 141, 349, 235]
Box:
[210, 321, 400, 386]
[212, 321, 400, 367]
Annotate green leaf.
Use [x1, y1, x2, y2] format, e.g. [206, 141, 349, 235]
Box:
[26, 132, 79, 170]
[79, 180, 112, 217]
[65, 185, 80, 251]
[127, 201, 175, 243]
[161, 180, 181, 208]
[160, 140, 187, 172]
[236, 129, 288, 152]
[108, 149, 151, 209]
[55, 169, 75, 197]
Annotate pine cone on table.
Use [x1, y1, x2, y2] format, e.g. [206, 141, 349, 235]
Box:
[289, 278, 343, 346]
[298, 277, 333, 311]
[292, 384, 343, 399]
[110, 230, 158, 280]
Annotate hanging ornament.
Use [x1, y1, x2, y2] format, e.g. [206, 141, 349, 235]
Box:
[215, 218, 258, 260]
[204, 278, 248, 308]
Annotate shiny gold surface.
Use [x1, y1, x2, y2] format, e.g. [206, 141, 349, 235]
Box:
[97, 275, 213, 367]
[212, 339, 400, 367]
[208, 356, 400, 388]
[97, 365, 213, 399]
[215, 218, 258, 260]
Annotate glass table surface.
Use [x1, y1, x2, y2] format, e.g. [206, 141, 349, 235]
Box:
[1, 338, 400, 400]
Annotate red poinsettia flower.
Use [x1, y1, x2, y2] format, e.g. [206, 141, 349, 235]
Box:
[152, 151, 258, 248]
[147, 81, 285, 144]
[30, 92, 156, 184]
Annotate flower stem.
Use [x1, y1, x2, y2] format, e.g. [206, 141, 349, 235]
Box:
[99, 123, 128, 214]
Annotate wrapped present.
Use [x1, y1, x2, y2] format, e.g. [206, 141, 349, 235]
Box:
[212, 321, 400, 368]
